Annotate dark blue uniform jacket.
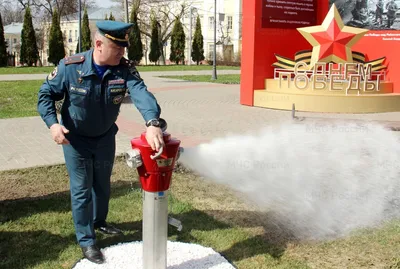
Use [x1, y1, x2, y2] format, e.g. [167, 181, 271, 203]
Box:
[37, 49, 161, 137]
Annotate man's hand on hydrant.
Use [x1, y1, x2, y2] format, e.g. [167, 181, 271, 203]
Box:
[146, 126, 164, 151]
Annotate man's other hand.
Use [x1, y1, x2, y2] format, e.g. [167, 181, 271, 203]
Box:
[145, 126, 164, 151]
[50, 124, 70, 145]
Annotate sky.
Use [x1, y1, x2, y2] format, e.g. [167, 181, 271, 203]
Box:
[95, 0, 115, 8]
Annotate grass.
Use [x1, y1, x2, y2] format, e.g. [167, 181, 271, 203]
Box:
[0, 80, 43, 119]
[0, 75, 240, 119]
[0, 67, 55, 74]
[0, 65, 240, 75]
[1, 157, 400, 269]
[160, 74, 241, 84]
[137, 65, 240, 72]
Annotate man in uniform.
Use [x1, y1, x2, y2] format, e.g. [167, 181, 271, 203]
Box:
[37, 20, 165, 264]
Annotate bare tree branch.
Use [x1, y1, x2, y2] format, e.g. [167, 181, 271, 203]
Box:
[0, 1, 24, 24]
[13, 0, 95, 21]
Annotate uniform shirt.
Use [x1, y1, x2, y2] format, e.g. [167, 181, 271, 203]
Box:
[37, 49, 161, 137]
[93, 62, 108, 78]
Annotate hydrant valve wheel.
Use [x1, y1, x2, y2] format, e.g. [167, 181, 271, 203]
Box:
[150, 145, 164, 160]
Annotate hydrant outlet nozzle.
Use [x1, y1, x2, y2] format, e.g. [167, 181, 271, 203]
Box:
[125, 149, 143, 168]
[177, 147, 184, 161]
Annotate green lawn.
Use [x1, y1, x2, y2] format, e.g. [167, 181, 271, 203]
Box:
[0, 75, 240, 119]
[0, 67, 55, 74]
[160, 74, 241, 84]
[0, 158, 399, 269]
[0, 65, 240, 75]
[0, 80, 43, 119]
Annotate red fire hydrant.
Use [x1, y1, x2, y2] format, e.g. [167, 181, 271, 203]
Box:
[125, 121, 183, 269]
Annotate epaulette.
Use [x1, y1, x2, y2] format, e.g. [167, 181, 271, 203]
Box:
[121, 58, 142, 81]
[65, 55, 85, 65]
[120, 57, 132, 67]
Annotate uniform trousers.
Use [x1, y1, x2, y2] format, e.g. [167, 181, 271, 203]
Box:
[62, 124, 117, 247]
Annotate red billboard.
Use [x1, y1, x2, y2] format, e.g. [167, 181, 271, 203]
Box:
[262, 0, 318, 28]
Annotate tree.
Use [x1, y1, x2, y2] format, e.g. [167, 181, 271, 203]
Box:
[15, 0, 96, 19]
[20, 6, 39, 66]
[216, 16, 234, 62]
[169, 17, 185, 65]
[81, 7, 92, 51]
[110, 0, 194, 65]
[0, 13, 8, 67]
[191, 15, 204, 65]
[108, 12, 115, 21]
[148, 17, 160, 64]
[128, 8, 143, 64]
[48, 9, 65, 65]
[35, 26, 45, 66]
[0, 3, 24, 25]
[104, 13, 108, 20]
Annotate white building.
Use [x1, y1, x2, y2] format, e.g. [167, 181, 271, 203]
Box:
[4, 22, 23, 66]
[142, 0, 242, 64]
[183, 0, 242, 64]
[9, 0, 243, 66]
[41, 6, 123, 66]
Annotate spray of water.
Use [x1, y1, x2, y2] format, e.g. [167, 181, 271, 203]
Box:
[179, 120, 400, 240]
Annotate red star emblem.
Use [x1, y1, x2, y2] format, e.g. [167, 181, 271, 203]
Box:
[297, 4, 368, 68]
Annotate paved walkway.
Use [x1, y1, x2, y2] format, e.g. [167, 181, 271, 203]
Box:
[0, 69, 240, 81]
[1, 69, 400, 171]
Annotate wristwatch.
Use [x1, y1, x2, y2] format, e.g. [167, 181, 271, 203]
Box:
[146, 119, 160, 127]
[146, 118, 168, 132]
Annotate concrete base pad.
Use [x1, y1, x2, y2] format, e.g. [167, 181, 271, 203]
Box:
[254, 90, 400, 113]
[73, 241, 235, 269]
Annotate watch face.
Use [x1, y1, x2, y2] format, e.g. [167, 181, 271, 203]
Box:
[150, 119, 160, 126]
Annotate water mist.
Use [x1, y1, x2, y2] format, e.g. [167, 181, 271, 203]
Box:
[179, 120, 400, 240]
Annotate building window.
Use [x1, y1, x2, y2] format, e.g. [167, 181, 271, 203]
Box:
[227, 16, 232, 30]
[70, 50, 73, 56]
[75, 30, 78, 41]
[208, 43, 214, 59]
[209, 16, 214, 29]
[13, 38, 17, 44]
[63, 30, 66, 39]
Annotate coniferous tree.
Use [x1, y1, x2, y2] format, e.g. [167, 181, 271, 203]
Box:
[191, 15, 205, 65]
[20, 6, 39, 66]
[81, 8, 92, 51]
[149, 17, 160, 64]
[75, 30, 81, 54]
[108, 12, 115, 21]
[169, 17, 185, 65]
[0, 13, 8, 66]
[48, 10, 65, 65]
[104, 14, 108, 20]
[75, 39, 79, 54]
[128, 9, 143, 64]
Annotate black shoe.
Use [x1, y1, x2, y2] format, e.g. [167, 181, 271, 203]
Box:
[81, 245, 105, 264]
[94, 222, 123, 235]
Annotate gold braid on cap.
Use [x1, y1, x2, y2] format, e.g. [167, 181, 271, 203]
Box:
[104, 33, 128, 42]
